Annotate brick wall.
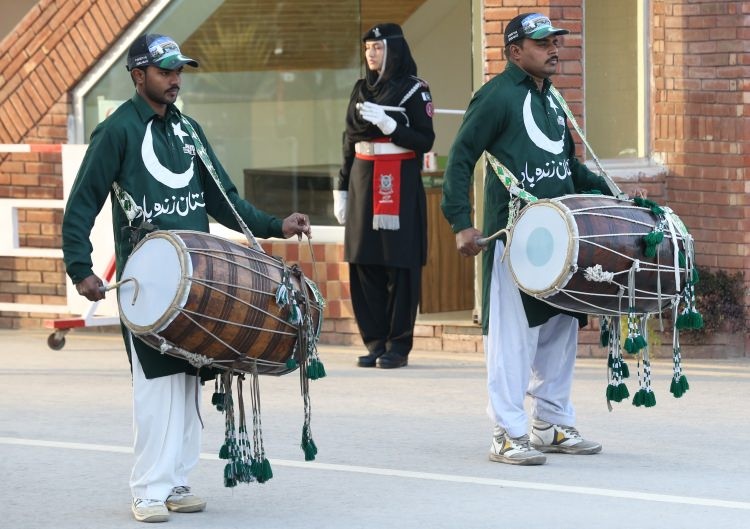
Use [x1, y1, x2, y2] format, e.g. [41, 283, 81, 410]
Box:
[0, 0, 150, 327]
[651, 0, 748, 352]
[651, 0, 748, 272]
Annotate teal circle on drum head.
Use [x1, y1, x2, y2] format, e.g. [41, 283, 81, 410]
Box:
[508, 200, 572, 295]
[527, 227, 554, 266]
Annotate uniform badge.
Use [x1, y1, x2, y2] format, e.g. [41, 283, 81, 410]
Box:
[422, 92, 432, 102]
[425, 102, 434, 117]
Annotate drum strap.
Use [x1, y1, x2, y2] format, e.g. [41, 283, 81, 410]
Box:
[548, 86, 627, 200]
[484, 151, 539, 232]
[180, 117, 264, 252]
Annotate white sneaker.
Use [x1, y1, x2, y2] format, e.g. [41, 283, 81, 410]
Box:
[165, 486, 206, 513]
[530, 419, 602, 455]
[132, 498, 169, 523]
[489, 427, 546, 465]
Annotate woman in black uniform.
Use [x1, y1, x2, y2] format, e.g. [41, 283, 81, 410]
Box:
[333, 23, 435, 369]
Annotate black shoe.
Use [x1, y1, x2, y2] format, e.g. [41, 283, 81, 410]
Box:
[376, 352, 408, 369]
[357, 352, 382, 368]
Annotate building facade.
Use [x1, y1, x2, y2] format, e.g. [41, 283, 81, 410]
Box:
[0, 0, 747, 356]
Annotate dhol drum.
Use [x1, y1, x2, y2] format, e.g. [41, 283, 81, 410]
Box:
[507, 195, 691, 316]
[117, 230, 323, 375]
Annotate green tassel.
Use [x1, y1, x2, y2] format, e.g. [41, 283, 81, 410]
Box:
[678, 251, 686, 267]
[261, 458, 273, 482]
[316, 360, 326, 378]
[250, 459, 262, 479]
[219, 443, 229, 459]
[632, 389, 656, 408]
[253, 458, 273, 483]
[285, 357, 298, 370]
[624, 336, 646, 354]
[224, 463, 237, 488]
[303, 438, 318, 461]
[677, 311, 704, 330]
[606, 383, 630, 403]
[671, 375, 690, 398]
[600, 329, 610, 348]
[301, 425, 318, 461]
[621, 361, 630, 379]
[691, 267, 699, 284]
[670, 378, 684, 398]
[644, 230, 664, 246]
[307, 359, 327, 380]
[212, 391, 226, 411]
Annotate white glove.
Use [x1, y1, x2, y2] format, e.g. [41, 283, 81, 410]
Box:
[358, 102, 397, 135]
[333, 190, 347, 224]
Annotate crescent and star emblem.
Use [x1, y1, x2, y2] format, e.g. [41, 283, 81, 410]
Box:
[141, 119, 194, 189]
[522, 90, 564, 155]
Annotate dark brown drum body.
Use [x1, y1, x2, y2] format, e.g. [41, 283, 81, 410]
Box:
[507, 195, 692, 315]
[118, 230, 323, 375]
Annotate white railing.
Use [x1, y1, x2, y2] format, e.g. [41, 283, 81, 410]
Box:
[0, 144, 117, 317]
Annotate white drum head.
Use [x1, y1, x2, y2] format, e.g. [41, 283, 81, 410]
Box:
[508, 201, 576, 296]
[118, 233, 191, 333]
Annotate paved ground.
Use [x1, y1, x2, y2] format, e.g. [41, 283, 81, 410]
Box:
[1, 329, 748, 528]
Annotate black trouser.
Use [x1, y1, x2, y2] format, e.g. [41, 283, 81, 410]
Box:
[349, 263, 421, 357]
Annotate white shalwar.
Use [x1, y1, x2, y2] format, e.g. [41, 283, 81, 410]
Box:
[129, 334, 202, 501]
[484, 242, 578, 438]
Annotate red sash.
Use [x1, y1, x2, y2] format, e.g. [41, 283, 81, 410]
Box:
[355, 150, 416, 230]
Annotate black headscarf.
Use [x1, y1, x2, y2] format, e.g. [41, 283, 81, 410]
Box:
[346, 23, 418, 140]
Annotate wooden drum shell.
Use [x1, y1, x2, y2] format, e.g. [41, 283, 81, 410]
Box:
[119, 230, 321, 375]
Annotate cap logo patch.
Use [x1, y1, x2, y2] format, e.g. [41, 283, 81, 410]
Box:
[148, 37, 181, 64]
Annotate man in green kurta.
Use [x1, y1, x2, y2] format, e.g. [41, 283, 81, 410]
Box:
[62, 34, 311, 522]
[441, 14, 610, 466]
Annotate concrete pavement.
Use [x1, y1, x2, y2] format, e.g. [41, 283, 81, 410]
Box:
[1, 329, 748, 529]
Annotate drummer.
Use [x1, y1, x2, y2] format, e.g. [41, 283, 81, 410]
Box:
[62, 33, 311, 522]
[441, 13, 613, 466]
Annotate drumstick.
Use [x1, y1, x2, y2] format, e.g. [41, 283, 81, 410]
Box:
[99, 277, 140, 305]
[476, 228, 508, 248]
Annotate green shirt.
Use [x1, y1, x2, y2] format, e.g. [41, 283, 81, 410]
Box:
[441, 62, 611, 332]
[62, 93, 284, 377]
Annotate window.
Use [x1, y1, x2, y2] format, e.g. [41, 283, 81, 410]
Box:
[584, 0, 647, 159]
[78, 0, 471, 225]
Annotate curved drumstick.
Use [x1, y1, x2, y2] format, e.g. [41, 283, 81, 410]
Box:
[476, 228, 509, 248]
[99, 277, 140, 305]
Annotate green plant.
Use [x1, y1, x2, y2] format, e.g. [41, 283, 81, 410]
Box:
[682, 268, 747, 338]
